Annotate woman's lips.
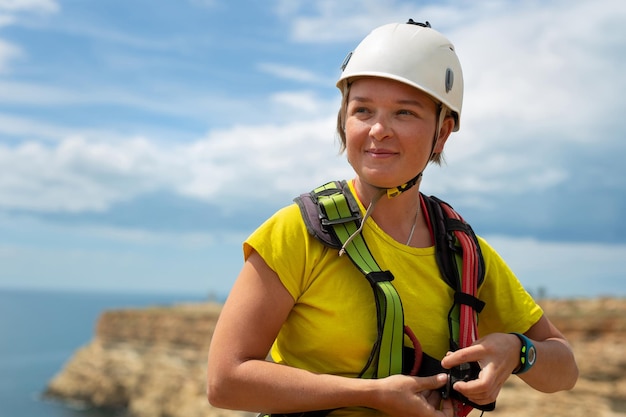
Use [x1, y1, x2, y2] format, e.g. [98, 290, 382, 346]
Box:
[366, 148, 397, 158]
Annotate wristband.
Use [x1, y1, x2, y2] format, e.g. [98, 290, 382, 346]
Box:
[510, 332, 536, 374]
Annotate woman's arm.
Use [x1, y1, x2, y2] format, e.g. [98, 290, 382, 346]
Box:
[207, 250, 453, 417]
[517, 314, 579, 392]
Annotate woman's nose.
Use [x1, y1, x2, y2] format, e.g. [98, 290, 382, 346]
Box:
[370, 119, 392, 141]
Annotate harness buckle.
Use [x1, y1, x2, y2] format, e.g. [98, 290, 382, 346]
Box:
[366, 271, 395, 284]
[321, 215, 361, 227]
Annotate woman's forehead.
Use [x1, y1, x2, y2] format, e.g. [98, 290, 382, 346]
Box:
[348, 77, 439, 108]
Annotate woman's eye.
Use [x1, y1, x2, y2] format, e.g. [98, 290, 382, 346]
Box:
[351, 106, 369, 115]
[397, 109, 416, 116]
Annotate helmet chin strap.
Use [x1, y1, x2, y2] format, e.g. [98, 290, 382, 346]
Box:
[385, 104, 447, 199]
[386, 172, 423, 198]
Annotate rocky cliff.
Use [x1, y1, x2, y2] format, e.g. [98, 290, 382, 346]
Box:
[44, 298, 626, 417]
[45, 302, 251, 417]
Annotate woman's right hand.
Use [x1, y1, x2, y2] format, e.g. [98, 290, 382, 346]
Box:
[371, 373, 454, 417]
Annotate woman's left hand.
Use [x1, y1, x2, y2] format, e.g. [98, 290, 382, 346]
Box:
[439, 332, 520, 406]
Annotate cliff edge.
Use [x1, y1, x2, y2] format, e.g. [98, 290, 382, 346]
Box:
[44, 298, 626, 417]
[44, 302, 251, 417]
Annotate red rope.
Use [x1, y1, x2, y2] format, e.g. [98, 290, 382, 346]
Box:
[404, 325, 422, 376]
[440, 203, 479, 350]
[440, 204, 480, 417]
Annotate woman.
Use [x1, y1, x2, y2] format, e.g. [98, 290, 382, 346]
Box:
[207, 20, 578, 417]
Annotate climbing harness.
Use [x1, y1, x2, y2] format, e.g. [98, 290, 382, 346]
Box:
[294, 181, 493, 416]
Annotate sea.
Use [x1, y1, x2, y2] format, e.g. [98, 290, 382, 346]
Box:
[0, 287, 209, 417]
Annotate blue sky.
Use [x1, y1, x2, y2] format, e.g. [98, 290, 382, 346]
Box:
[0, 0, 625, 298]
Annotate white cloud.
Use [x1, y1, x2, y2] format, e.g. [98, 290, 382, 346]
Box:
[0, 79, 172, 110]
[257, 62, 328, 85]
[271, 0, 626, 207]
[454, 0, 626, 143]
[0, 80, 271, 137]
[0, 38, 20, 72]
[0, 113, 80, 141]
[278, 0, 626, 137]
[279, 0, 626, 144]
[0, 0, 57, 71]
[269, 90, 339, 119]
[0, 137, 184, 212]
[1, 0, 624, 220]
[0, 0, 58, 13]
[179, 116, 351, 203]
[398, 0, 626, 198]
[0, 80, 89, 105]
[0, 14, 14, 27]
[277, 0, 418, 43]
[0, 113, 352, 213]
[0, 0, 58, 43]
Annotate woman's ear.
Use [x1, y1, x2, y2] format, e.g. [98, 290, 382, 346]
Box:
[433, 116, 455, 153]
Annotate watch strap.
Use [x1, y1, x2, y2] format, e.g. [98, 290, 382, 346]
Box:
[510, 332, 536, 374]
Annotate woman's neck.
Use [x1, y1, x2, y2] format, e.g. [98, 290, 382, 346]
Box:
[352, 177, 432, 247]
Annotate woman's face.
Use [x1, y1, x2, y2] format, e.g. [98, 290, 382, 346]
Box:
[344, 77, 447, 190]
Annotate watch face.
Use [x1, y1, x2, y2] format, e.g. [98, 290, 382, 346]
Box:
[528, 345, 537, 366]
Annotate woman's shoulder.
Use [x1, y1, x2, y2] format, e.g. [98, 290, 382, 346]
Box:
[251, 202, 307, 239]
[245, 202, 309, 261]
[475, 235, 505, 262]
[267, 202, 306, 228]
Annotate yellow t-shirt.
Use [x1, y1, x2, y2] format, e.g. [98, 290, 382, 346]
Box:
[244, 183, 543, 414]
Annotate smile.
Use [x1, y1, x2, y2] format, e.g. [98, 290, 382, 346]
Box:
[366, 149, 397, 158]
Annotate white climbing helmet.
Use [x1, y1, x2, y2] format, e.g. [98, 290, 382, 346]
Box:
[337, 20, 464, 131]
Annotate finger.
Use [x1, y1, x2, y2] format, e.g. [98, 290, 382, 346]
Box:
[418, 373, 449, 390]
[424, 388, 443, 408]
[453, 378, 484, 394]
[453, 380, 499, 406]
[440, 346, 482, 368]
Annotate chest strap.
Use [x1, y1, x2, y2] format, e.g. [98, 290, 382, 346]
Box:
[313, 181, 404, 379]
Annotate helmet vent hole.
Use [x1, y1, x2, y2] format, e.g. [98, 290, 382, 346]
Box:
[340, 52, 353, 71]
[445, 68, 454, 93]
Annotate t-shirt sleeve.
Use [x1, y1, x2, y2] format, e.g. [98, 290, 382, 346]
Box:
[476, 236, 544, 336]
[243, 203, 316, 301]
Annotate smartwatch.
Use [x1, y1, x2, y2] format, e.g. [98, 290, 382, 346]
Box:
[510, 332, 536, 374]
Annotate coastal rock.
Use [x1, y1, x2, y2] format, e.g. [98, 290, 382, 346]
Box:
[45, 298, 626, 417]
[45, 303, 252, 417]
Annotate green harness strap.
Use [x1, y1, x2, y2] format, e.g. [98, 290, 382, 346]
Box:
[282, 181, 492, 417]
[313, 182, 404, 379]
